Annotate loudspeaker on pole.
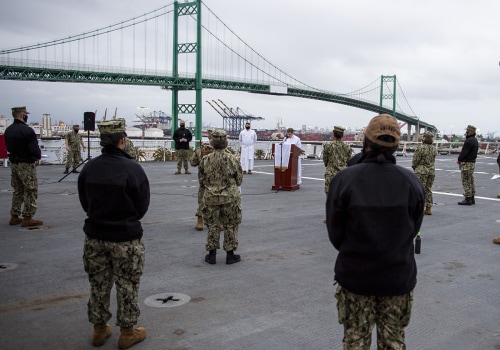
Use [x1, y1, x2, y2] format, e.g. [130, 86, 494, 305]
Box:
[83, 112, 96, 131]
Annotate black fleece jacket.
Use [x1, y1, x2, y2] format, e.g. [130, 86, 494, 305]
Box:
[326, 155, 424, 296]
[78, 147, 150, 242]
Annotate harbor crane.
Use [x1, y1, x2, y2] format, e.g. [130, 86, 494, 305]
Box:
[206, 99, 264, 137]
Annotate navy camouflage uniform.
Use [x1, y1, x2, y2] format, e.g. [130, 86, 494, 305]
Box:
[198, 132, 243, 252]
[4, 107, 42, 219]
[65, 127, 84, 169]
[457, 125, 479, 202]
[322, 128, 352, 195]
[78, 119, 150, 329]
[412, 132, 437, 209]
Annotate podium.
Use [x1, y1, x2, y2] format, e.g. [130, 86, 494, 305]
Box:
[272, 143, 300, 191]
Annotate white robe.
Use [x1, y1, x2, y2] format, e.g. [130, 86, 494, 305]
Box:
[283, 135, 302, 184]
[239, 128, 257, 172]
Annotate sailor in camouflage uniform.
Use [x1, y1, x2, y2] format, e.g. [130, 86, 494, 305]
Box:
[190, 131, 215, 231]
[78, 119, 150, 348]
[64, 124, 85, 174]
[412, 131, 437, 215]
[4, 106, 44, 227]
[322, 126, 353, 195]
[457, 125, 479, 205]
[198, 129, 243, 265]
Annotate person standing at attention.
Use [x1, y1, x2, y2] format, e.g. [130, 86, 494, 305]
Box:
[78, 119, 150, 349]
[322, 125, 352, 196]
[199, 129, 243, 265]
[326, 114, 424, 349]
[412, 131, 438, 215]
[173, 119, 193, 175]
[64, 124, 86, 174]
[457, 125, 479, 205]
[283, 127, 302, 185]
[239, 122, 257, 174]
[5, 106, 44, 227]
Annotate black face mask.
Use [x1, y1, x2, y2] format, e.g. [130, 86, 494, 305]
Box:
[245, 126, 250, 130]
[74, 129, 79, 133]
[23, 114, 28, 123]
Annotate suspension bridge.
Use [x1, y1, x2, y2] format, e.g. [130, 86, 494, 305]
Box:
[0, 0, 437, 141]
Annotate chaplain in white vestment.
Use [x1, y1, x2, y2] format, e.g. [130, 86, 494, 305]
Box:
[283, 127, 302, 184]
[239, 122, 257, 174]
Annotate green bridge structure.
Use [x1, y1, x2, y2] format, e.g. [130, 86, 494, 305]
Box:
[0, 0, 437, 141]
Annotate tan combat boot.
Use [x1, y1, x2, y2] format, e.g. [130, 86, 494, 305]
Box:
[118, 327, 146, 349]
[21, 216, 43, 227]
[92, 323, 111, 346]
[185, 169, 191, 174]
[493, 238, 500, 245]
[424, 207, 432, 215]
[174, 168, 181, 175]
[9, 215, 21, 225]
[195, 216, 203, 231]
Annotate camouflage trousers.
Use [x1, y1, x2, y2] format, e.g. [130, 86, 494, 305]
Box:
[176, 149, 190, 170]
[335, 284, 413, 350]
[65, 149, 82, 168]
[324, 169, 340, 195]
[202, 202, 241, 251]
[196, 185, 206, 217]
[83, 237, 145, 328]
[415, 173, 435, 208]
[10, 163, 38, 217]
[460, 162, 475, 197]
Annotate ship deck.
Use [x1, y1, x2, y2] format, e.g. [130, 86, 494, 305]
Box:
[1, 154, 499, 349]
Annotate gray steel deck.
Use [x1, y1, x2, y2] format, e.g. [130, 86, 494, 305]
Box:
[0, 154, 499, 349]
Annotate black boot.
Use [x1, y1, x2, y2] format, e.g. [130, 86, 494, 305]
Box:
[72, 168, 80, 173]
[205, 249, 216, 264]
[63, 167, 69, 174]
[471, 196, 475, 205]
[226, 250, 241, 265]
[458, 197, 473, 205]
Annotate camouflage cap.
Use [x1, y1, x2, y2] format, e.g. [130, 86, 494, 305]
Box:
[73, 124, 79, 129]
[97, 119, 126, 135]
[423, 131, 434, 139]
[12, 106, 29, 114]
[466, 125, 476, 132]
[211, 129, 227, 140]
[116, 118, 127, 127]
[333, 126, 345, 132]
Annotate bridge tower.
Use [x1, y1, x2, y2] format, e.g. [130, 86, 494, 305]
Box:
[172, 0, 202, 142]
[379, 75, 396, 115]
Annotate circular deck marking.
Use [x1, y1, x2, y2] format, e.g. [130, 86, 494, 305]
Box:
[144, 293, 191, 308]
[0, 263, 18, 272]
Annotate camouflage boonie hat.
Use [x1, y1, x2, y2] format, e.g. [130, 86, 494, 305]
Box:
[423, 131, 434, 139]
[12, 106, 29, 114]
[97, 119, 126, 135]
[211, 129, 227, 140]
[333, 126, 345, 132]
[466, 125, 476, 132]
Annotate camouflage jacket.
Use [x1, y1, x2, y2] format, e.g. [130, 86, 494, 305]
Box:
[66, 131, 83, 151]
[323, 140, 352, 173]
[412, 143, 437, 175]
[198, 149, 242, 205]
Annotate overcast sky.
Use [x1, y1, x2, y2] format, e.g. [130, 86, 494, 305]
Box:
[1, 0, 499, 137]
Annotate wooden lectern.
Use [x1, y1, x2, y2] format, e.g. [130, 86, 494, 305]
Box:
[272, 143, 300, 191]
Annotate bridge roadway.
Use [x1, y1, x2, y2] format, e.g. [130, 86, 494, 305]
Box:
[0, 63, 437, 133]
[0, 154, 499, 349]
